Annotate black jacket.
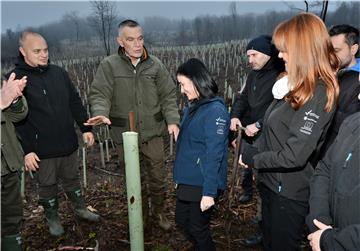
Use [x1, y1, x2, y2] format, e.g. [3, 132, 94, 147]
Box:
[243, 81, 335, 202]
[320, 70, 360, 157]
[306, 112, 360, 251]
[9, 56, 91, 159]
[230, 58, 283, 127]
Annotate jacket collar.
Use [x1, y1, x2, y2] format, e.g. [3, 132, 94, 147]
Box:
[117, 46, 149, 64]
[188, 97, 224, 116]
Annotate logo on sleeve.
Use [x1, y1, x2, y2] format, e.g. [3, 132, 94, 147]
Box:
[216, 117, 226, 134]
[300, 110, 320, 135]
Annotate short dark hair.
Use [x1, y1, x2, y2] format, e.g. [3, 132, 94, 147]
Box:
[118, 19, 140, 36]
[176, 58, 218, 100]
[329, 24, 359, 47]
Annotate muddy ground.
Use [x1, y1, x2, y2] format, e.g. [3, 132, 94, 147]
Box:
[21, 135, 268, 251]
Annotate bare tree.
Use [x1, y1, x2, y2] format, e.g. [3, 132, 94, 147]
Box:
[88, 0, 118, 56]
[320, 0, 329, 22]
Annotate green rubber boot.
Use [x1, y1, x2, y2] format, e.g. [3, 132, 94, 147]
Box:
[1, 233, 22, 251]
[39, 198, 64, 236]
[66, 189, 100, 222]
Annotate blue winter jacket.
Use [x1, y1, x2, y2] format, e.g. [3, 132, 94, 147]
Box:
[174, 97, 229, 197]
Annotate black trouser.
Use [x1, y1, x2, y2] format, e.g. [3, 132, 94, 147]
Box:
[1, 172, 23, 236]
[35, 151, 80, 199]
[241, 168, 253, 196]
[175, 199, 215, 251]
[260, 184, 308, 251]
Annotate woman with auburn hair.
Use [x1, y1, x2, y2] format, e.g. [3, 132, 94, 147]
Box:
[240, 12, 339, 250]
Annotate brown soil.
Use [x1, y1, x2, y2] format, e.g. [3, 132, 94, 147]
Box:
[22, 135, 263, 251]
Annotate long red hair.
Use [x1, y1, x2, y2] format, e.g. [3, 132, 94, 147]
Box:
[273, 13, 339, 112]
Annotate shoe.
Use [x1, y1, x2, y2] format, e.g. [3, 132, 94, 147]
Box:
[66, 189, 100, 222]
[238, 193, 252, 204]
[1, 233, 22, 251]
[240, 232, 263, 247]
[39, 197, 65, 236]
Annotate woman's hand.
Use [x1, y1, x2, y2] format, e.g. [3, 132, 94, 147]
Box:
[200, 196, 215, 212]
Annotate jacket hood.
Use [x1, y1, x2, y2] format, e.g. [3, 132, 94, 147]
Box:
[16, 51, 49, 73]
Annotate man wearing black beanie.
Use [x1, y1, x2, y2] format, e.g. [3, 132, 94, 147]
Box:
[230, 34, 285, 247]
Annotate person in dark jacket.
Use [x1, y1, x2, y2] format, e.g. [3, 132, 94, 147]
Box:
[174, 58, 229, 251]
[1, 73, 27, 251]
[319, 24, 360, 158]
[230, 35, 284, 205]
[240, 13, 339, 250]
[306, 112, 360, 251]
[9, 31, 99, 237]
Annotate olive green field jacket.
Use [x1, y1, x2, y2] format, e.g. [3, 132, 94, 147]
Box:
[89, 47, 180, 143]
[1, 97, 28, 176]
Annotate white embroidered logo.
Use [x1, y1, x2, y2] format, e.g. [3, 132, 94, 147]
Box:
[300, 110, 320, 135]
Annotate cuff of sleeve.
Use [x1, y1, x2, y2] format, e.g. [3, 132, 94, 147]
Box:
[165, 115, 180, 125]
[10, 97, 25, 112]
[80, 125, 92, 133]
[320, 228, 334, 251]
[202, 191, 216, 198]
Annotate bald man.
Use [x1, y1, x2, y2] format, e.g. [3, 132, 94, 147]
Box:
[8, 32, 99, 237]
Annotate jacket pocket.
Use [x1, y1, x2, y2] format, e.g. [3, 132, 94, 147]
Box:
[154, 111, 163, 122]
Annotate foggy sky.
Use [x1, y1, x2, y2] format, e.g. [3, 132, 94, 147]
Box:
[1, 1, 337, 32]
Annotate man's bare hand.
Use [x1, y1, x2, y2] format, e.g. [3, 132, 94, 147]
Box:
[238, 154, 249, 168]
[1, 73, 27, 110]
[24, 152, 40, 171]
[83, 132, 95, 146]
[245, 123, 259, 137]
[230, 118, 242, 131]
[168, 124, 179, 141]
[84, 115, 111, 126]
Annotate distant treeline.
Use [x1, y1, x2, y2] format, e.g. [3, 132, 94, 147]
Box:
[1, 1, 359, 65]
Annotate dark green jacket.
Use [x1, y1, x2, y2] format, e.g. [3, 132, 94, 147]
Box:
[89, 47, 180, 143]
[1, 97, 28, 176]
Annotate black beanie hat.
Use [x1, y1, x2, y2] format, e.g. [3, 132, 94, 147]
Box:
[246, 35, 273, 56]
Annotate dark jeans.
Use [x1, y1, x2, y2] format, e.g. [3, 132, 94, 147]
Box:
[260, 184, 308, 251]
[35, 150, 80, 199]
[175, 198, 215, 251]
[1, 172, 23, 236]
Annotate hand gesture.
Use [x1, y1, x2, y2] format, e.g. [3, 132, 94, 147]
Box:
[84, 115, 111, 126]
[1, 73, 27, 110]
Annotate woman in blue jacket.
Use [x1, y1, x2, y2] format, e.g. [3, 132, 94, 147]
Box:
[174, 58, 229, 251]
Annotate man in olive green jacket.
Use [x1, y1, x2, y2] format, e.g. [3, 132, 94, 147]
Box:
[87, 20, 180, 231]
[1, 73, 28, 251]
